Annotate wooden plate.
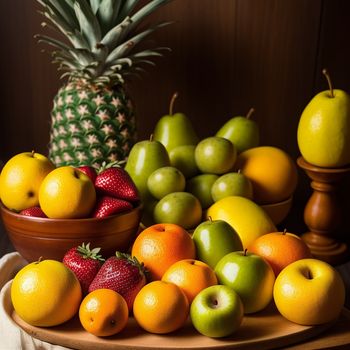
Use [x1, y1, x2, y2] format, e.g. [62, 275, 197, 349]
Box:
[3, 281, 333, 350]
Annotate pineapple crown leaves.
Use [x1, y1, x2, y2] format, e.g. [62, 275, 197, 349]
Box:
[35, 0, 174, 85]
[115, 251, 148, 277]
[76, 242, 105, 261]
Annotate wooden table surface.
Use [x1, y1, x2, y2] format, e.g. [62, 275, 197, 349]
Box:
[1, 218, 350, 349]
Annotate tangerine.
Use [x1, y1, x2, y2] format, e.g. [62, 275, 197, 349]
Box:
[162, 259, 217, 303]
[131, 223, 196, 281]
[235, 146, 298, 204]
[249, 230, 312, 276]
[79, 289, 128, 337]
[133, 280, 189, 334]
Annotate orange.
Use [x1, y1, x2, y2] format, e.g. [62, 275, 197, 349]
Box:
[131, 223, 196, 281]
[235, 146, 298, 204]
[249, 230, 312, 276]
[162, 259, 217, 303]
[79, 289, 128, 337]
[133, 280, 189, 334]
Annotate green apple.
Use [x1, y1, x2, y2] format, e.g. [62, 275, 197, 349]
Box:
[215, 250, 275, 314]
[190, 285, 244, 338]
[147, 166, 186, 200]
[125, 138, 170, 202]
[169, 145, 199, 178]
[216, 108, 259, 153]
[153, 93, 199, 152]
[297, 69, 350, 167]
[186, 174, 218, 209]
[211, 171, 253, 202]
[192, 219, 243, 269]
[195, 136, 237, 174]
[153, 192, 202, 230]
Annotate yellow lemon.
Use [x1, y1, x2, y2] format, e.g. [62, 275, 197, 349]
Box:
[235, 146, 298, 204]
[11, 259, 82, 327]
[273, 259, 345, 325]
[39, 166, 96, 218]
[207, 196, 276, 248]
[0, 151, 55, 211]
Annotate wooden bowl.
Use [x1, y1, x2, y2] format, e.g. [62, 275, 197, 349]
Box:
[0, 203, 142, 262]
[260, 196, 293, 225]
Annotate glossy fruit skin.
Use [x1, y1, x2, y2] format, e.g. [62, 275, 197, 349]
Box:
[0, 152, 55, 211]
[95, 165, 139, 202]
[147, 166, 186, 200]
[62, 243, 104, 294]
[186, 174, 218, 209]
[207, 196, 276, 249]
[125, 140, 170, 203]
[39, 166, 96, 219]
[19, 206, 47, 218]
[153, 192, 202, 230]
[273, 259, 345, 325]
[235, 146, 298, 204]
[131, 223, 196, 281]
[153, 112, 199, 153]
[297, 89, 350, 167]
[190, 285, 244, 338]
[92, 196, 133, 218]
[79, 289, 128, 337]
[162, 259, 218, 303]
[133, 280, 189, 334]
[211, 172, 253, 202]
[88, 252, 146, 312]
[77, 165, 97, 183]
[195, 136, 237, 174]
[169, 145, 199, 178]
[216, 116, 260, 153]
[215, 251, 275, 314]
[192, 219, 243, 269]
[11, 259, 82, 327]
[249, 231, 312, 276]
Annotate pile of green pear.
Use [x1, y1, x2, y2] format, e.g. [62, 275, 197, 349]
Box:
[125, 93, 259, 229]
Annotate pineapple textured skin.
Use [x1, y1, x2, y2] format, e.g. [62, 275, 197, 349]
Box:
[50, 80, 136, 168]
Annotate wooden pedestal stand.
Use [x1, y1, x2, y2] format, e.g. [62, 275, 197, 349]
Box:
[297, 157, 350, 265]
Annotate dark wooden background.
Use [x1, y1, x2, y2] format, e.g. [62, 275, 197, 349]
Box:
[1, 0, 350, 234]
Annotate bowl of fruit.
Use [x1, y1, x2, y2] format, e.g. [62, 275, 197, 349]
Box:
[0, 152, 142, 262]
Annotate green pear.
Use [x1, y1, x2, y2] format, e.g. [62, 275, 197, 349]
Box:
[297, 69, 350, 167]
[125, 138, 170, 202]
[192, 219, 243, 269]
[216, 108, 259, 153]
[153, 93, 199, 152]
[169, 145, 199, 178]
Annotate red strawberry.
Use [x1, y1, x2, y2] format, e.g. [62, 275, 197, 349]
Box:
[77, 165, 97, 183]
[88, 252, 147, 312]
[19, 206, 47, 218]
[63, 242, 105, 294]
[92, 196, 133, 218]
[95, 162, 139, 202]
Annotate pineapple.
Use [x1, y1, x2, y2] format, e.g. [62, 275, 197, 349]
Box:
[36, 0, 172, 168]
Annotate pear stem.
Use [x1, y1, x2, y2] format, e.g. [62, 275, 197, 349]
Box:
[208, 216, 212, 223]
[322, 69, 334, 98]
[246, 108, 255, 120]
[237, 169, 241, 174]
[244, 248, 248, 256]
[31, 150, 35, 157]
[150, 134, 154, 142]
[169, 92, 178, 116]
[283, 228, 287, 235]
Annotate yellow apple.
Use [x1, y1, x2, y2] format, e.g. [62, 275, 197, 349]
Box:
[0, 151, 55, 211]
[39, 166, 96, 218]
[273, 258, 345, 325]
